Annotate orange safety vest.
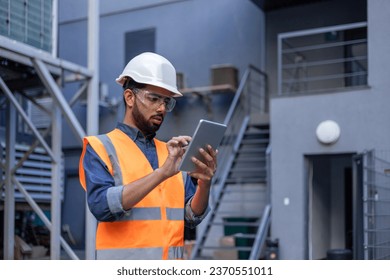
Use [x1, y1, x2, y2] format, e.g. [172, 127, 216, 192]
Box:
[79, 128, 185, 259]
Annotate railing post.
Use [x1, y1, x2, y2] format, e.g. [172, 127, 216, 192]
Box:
[4, 100, 16, 260]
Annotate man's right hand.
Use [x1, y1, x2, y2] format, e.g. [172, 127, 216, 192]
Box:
[160, 135, 192, 178]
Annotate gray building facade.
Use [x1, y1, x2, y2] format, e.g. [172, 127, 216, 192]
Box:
[268, 0, 390, 259]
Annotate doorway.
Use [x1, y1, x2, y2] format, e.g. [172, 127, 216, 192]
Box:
[306, 153, 355, 259]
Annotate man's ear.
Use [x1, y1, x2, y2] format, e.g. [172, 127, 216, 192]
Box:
[123, 89, 135, 109]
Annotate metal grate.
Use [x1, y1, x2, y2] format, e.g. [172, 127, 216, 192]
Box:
[0, 141, 64, 203]
[29, 97, 53, 130]
[363, 150, 390, 260]
[0, 0, 53, 52]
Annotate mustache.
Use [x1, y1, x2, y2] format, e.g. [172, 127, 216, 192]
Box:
[152, 114, 164, 121]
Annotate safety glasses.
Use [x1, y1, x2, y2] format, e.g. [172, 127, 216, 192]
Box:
[135, 90, 176, 112]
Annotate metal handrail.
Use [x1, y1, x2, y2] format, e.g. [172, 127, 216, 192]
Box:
[249, 204, 271, 260]
[278, 22, 368, 96]
[224, 64, 268, 126]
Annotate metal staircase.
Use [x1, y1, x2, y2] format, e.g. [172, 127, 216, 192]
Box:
[227, 124, 269, 185]
[191, 65, 271, 260]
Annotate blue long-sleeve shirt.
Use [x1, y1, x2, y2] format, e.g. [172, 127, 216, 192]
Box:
[82, 122, 209, 228]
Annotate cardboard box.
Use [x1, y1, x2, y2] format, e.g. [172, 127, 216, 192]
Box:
[211, 65, 238, 89]
[183, 240, 196, 260]
[213, 236, 238, 260]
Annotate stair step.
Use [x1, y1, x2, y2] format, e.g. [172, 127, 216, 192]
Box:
[223, 188, 266, 194]
[245, 129, 270, 135]
[236, 150, 266, 155]
[233, 160, 267, 167]
[211, 221, 259, 227]
[228, 176, 266, 181]
[228, 174, 266, 179]
[231, 233, 257, 239]
[225, 178, 266, 184]
[228, 170, 266, 174]
[230, 166, 266, 172]
[237, 148, 267, 154]
[228, 176, 267, 182]
[229, 175, 266, 180]
[241, 138, 269, 145]
[234, 157, 266, 163]
[220, 199, 264, 203]
[231, 166, 266, 172]
[199, 246, 253, 251]
[217, 210, 263, 215]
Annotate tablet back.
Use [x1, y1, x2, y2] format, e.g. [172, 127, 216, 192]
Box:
[179, 119, 227, 172]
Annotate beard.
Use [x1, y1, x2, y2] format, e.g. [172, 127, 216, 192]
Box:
[132, 100, 163, 135]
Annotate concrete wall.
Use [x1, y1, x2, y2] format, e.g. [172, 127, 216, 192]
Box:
[269, 0, 390, 259]
[58, 0, 265, 144]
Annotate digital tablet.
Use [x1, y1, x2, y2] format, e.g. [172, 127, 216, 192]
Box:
[179, 119, 227, 172]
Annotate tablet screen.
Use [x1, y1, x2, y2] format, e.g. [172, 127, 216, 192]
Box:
[178, 119, 227, 172]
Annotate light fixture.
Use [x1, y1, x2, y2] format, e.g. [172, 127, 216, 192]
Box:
[316, 120, 340, 145]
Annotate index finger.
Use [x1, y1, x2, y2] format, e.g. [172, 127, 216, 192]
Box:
[174, 135, 192, 147]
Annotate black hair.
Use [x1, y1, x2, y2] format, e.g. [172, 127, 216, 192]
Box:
[122, 78, 147, 110]
[123, 77, 147, 91]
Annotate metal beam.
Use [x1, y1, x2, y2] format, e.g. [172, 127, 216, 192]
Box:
[3, 101, 16, 260]
[0, 77, 56, 161]
[0, 36, 93, 77]
[52, 0, 58, 58]
[278, 21, 367, 40]
[69, 82, 88, 107]
[32, 58, 86, 143]
[85, 0, 100, 260]
[50, 102, 62, 259]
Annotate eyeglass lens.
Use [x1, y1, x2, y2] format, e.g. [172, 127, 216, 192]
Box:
[140, 91, 176, 112]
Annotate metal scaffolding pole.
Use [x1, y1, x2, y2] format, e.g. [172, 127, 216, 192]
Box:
[3, 102, 16, 260]
[85, 0, 100, 260]
[50, 102, 61, 259]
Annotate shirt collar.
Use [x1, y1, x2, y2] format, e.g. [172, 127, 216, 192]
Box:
[116, 122, 156, 141]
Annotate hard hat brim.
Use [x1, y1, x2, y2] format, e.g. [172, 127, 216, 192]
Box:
[116, 75, 183, 97]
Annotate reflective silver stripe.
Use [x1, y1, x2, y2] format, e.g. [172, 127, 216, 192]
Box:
[96, 134, 123, 186]
[168, 246, 184, 259]
[97, 247, 163, 260]
[107, 185, 125, 214]
[119, 207, 161, 221]
[182, 171, 187, 185]
[166, 207, 184, 221]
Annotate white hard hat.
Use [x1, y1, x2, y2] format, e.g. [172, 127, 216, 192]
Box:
[116, 52, 182, 97]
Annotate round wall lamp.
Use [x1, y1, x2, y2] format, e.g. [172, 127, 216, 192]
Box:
[316, 120, 341, 145]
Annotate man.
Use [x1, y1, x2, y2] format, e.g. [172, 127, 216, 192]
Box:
[79, 52, 217, 260]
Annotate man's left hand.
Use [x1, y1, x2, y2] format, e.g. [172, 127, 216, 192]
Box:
[188, 145, 218, 186]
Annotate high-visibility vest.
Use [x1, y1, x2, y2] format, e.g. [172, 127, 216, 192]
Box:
[79, 128, 185, 259]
